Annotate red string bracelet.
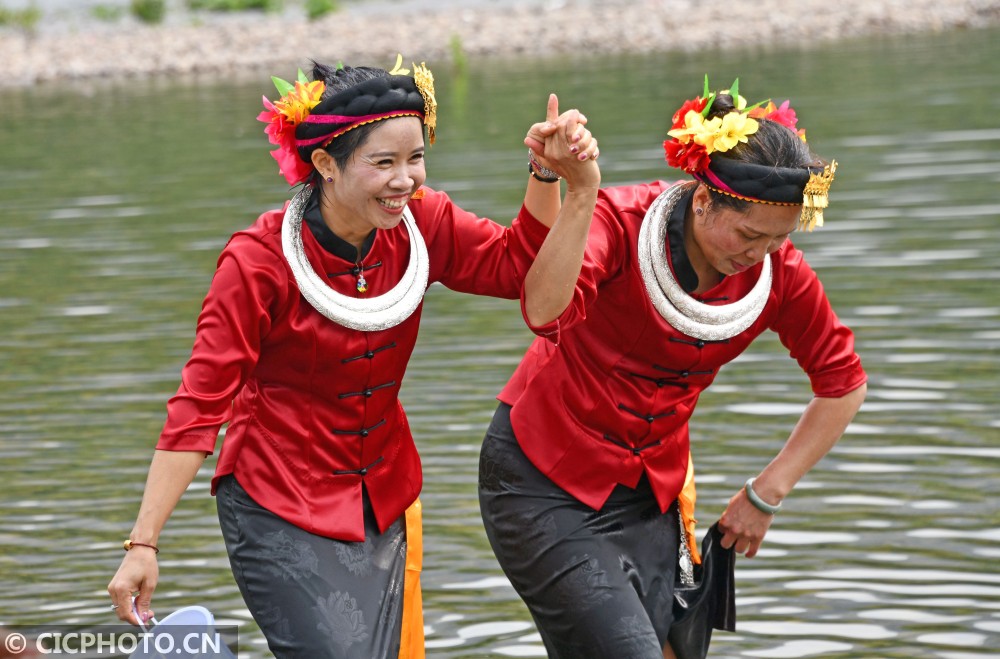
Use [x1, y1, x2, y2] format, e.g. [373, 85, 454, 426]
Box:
[123, 540, 160, 554]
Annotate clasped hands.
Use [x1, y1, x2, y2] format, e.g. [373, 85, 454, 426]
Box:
[526, 93, 600, 190]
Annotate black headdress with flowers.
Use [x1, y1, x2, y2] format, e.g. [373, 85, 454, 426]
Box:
[258, 55, 437, 186]
[663, 77, 836, 230]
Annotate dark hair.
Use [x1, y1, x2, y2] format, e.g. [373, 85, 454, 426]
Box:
[705, 93, 823, 213]
[308, 62, 390, 185]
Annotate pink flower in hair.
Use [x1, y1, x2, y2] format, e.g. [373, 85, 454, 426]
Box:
[258, 99, 310, 185]
[751, 100, 806, 141]
[765, 100, 798, 130]
[258, 73, 327, 186]
[258, 98, 290, 146]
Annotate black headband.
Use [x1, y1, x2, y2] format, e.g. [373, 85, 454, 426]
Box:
[696, 157, 823, 205]
[294, 74, 426, 162]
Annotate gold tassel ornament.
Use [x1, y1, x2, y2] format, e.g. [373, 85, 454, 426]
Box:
[799, 160, 837, 231]
[412, 62, 437, 145]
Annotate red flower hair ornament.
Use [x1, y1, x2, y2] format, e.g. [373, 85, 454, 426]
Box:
[663, 76, 806, 176]
[663, 76, 836, 231]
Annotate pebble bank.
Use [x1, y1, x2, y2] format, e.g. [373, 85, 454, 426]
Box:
[0, 0, 998, 88]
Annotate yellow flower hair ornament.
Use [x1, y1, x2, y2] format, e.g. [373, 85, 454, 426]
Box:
[663, 75, 836, 231]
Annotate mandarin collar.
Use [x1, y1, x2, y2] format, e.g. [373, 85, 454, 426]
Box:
[303, 188, 377, 263]
[666, 186, 699, 294]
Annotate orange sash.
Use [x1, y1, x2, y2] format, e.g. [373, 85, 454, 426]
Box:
[678, 452, 702, 564]
[399, 498, 425, 658]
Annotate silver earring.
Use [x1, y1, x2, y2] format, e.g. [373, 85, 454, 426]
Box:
[695, 207, 704, 216]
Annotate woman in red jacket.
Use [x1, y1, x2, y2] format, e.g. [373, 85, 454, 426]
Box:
[479, 79, 867, 658]
[107, 57, 601, 658]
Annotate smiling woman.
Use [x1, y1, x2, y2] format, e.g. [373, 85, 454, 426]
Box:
[311, 117, 428, 243]
[105, 55, 601, 658]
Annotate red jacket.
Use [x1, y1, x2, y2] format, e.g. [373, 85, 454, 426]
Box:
[500, 181, 867, 514]
[157, 187, 549, 541]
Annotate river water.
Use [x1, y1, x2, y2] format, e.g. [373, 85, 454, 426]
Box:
[0, 26, 998, 658]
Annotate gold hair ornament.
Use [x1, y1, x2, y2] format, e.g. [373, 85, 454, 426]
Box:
[388, 54, 410, 76]
[800, 160, 837, 231]
[389, 54, 436, 145]
[412, 62, 436, 145]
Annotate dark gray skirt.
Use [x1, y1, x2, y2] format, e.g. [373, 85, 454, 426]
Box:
[479, 403, 679, 659]
[216, 475, 405, 659]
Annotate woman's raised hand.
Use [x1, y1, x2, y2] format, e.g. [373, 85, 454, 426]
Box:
[525, 94, 600, 190]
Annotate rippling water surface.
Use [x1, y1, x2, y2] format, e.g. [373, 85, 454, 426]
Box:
[1, 27, 998, 658]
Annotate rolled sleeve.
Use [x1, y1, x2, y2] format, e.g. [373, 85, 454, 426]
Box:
[771, 246, 867, 398]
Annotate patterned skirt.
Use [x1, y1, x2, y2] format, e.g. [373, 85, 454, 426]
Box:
[479, 403, 680, 659]
[216, 475, 406, 659]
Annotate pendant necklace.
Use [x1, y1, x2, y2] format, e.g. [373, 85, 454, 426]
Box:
[355, 260, 368, 294]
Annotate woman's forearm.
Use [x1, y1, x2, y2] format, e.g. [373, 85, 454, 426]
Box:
[129, 449, 207, 544]
[523, 185, 599, 326]
[523, 175, 562, 229]
[752, 382, 867, 504]
[521, 96, 600, 325]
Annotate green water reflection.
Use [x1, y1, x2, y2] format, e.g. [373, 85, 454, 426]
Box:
[1, 27, 998, 658]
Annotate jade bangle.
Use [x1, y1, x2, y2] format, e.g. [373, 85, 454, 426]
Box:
[745, 477, 782, 515]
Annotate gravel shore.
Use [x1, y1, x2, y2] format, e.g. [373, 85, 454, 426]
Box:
[1, 0, 999, 88]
